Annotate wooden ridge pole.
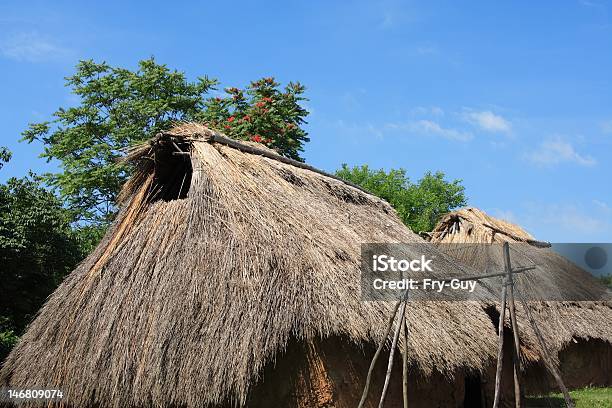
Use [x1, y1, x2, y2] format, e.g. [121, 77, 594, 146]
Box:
[503, 242, 525, 408]
[492, 272, 508, 408]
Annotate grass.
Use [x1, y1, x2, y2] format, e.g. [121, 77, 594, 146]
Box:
[527, 387, 612, 407]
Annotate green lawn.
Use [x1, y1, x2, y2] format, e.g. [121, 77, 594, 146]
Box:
[527, 387, 612, 407]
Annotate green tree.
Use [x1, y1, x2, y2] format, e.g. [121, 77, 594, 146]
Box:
[0, 316, 19, 363]
[0, 176, 83, 345]
[0, 147, 11, 170]
[0, 152, 93, 362]
[600, 274, 612, 290]
[22, 59, 309, 225]
[335, 164, 467, 232]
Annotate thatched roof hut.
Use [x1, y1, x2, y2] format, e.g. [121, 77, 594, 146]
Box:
[429, 207, 612, 391]
[2, 125, 503, 407]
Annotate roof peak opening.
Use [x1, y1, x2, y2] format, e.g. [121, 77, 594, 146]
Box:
[150, 137, 193, 202]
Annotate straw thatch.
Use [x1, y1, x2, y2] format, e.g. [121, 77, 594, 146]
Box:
[1, 124, 501, 408]
[429, 207, 612, 370]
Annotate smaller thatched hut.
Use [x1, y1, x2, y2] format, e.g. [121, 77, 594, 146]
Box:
[429, 207, 612, 396]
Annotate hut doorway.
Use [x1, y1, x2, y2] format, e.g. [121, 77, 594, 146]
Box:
[463, 374, 484, 408]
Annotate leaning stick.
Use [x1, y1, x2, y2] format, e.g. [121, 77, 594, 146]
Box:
[357, 300, 402, 408]
[504, 243, 525, 408]
[378, 300, 407, 408]
[514, 289, 575, 408]
[402, 305, 409, 408]
[493, 275, 508, 408]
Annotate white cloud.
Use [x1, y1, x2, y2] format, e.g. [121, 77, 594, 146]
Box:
[579, 0, 603, 7]
[530, 202, 611, 236]
[366, 123, 383, 139]
[525, 139, 596, 167]
[378, 6, 417, 29]
[335, 120, 384, 139]
[0, 32, 71, 62]
[507, 202, 612, 241]
[410, 106, 444, 117]
[336, 117, 472, 142]
[464, 110, 511, 133]
[415, 45, 438, 55]
[409, 120, 473, 142]
[601, 120, 612, 134]
[553, 206, 604, 234]
[593, 200, 612, 215]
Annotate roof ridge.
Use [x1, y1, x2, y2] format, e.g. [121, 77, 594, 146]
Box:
[160, 125, 380, 200]
[451, 208, 550, 248]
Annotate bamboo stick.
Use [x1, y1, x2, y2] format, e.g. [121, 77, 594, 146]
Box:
[402, 305, 409, 408]
[357, 301, 402, 408]
[378, 300, 407, 408]
[492, 275, 508, 408]
[515, 289, 575, 408]
[504, 243, 525, 408]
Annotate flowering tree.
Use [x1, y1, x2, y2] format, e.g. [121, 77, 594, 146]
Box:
[21, 59, 310, 225]
[198, 78, 309, 161]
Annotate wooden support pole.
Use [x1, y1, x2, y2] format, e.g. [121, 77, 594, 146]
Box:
[402, 316, 409, 408]
[379, 300, 407, 408]
[503, 242, 525, 408]
[492, 274, 508, 408]
[515, 290, 576, 408]
[357, 301, 402, 408]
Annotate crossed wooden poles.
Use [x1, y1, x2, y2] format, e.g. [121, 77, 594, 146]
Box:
[358, 242, 576, 408]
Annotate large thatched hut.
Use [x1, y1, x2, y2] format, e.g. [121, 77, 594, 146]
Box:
[429, 207, 612, 395]
[2, 124, 506, 408]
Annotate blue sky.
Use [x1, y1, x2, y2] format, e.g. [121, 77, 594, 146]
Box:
[0, 0, 610, 242]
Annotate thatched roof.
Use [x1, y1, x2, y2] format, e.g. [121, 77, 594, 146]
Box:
[429, 207, 612, 364]
[1, 124, 500, 408]
[429, 207, 538, 245]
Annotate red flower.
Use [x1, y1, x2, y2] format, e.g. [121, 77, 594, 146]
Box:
[224, 125, 231, 130]
[262, 97, 272, 103]
[227, 116, 235, 123]
[251, 135, 262, 143]
[243, 115, 251, 122]
[264, 138, 272, 144]
[256, 101, 265, 108]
